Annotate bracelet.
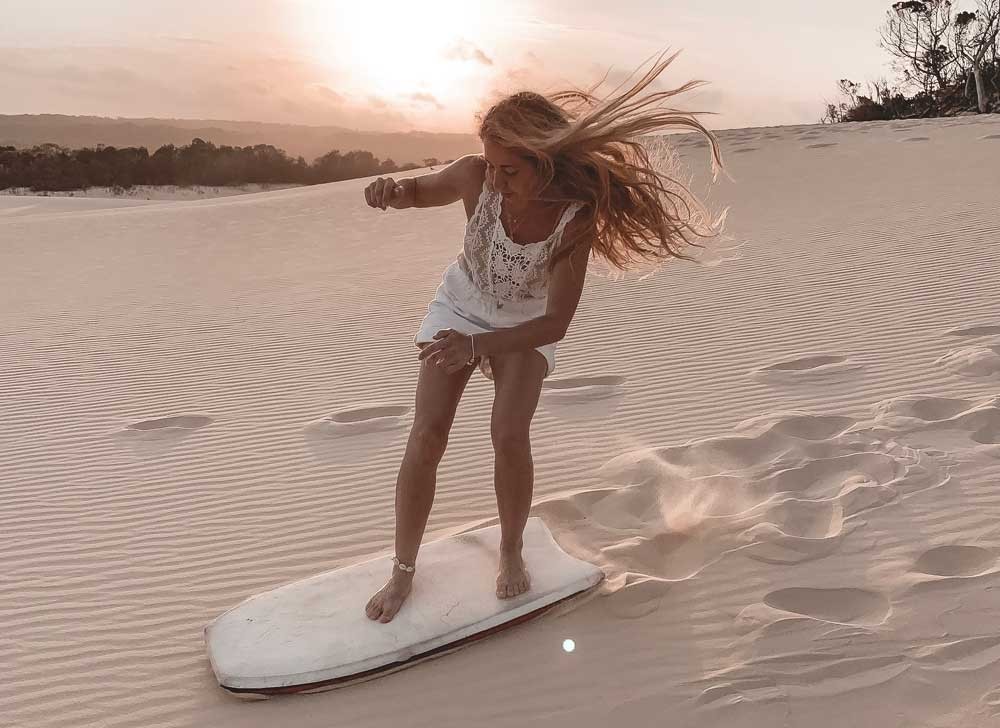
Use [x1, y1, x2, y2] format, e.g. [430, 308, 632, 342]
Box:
[392, 555, 415, 573]
[467, 334, 476, 365]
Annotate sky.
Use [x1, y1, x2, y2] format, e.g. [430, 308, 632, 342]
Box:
[1, 0, 903, 133]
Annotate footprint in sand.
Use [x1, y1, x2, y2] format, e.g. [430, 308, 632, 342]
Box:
[306, 405, 410, 437]
[913, 545, 996, 577]
[597, 407, 948, 574]
[872, 395, 1000, 449]
[972, 424, 1000, 445]
[935, 344, 1000, 379]
[752, 412, 857, 440]
[114, 414, 214, 447]
[532, 474, 738, 599]
[805, 142, 839, 149]
[751, 451, 901, 513]
[741, 498, 854, 565]
[761, 587, 891, 626]
[875, 395, 973, 422]
[912, 634, 1000, 674]
[945, 324, 1000, 337]
[601, 412, 862, 487]
[761, 353, 846, 371]
[126, 415, 213, 431]
[540, 374, 625, 404]
[752, 353, 862, 383]
[605, 408, 944, 508]
[540, 403, 961, 627]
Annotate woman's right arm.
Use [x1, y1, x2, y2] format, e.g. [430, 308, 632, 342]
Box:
[364, 154, 483, 211]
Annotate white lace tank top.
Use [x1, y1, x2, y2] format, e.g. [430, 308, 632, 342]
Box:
[456, 177, 584, 302]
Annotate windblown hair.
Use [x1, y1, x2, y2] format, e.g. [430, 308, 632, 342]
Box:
[475, 48, 729, 275]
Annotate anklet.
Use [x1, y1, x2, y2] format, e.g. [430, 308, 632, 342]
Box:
[392, 556, 415, 573]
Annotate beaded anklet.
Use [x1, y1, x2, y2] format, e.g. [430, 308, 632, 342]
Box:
[392, 556, 415, 573]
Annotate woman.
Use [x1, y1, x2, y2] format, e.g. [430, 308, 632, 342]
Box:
[362, 49, 725, 623]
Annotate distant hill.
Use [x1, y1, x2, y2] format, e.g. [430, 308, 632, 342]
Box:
[0, 115, 482, 166]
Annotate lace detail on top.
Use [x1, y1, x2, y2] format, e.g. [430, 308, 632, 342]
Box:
[457, 178, 583, 302]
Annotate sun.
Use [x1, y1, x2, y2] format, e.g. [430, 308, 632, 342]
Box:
[297, 0, 494, 105]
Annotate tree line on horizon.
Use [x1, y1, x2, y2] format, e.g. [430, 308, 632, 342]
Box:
[0, 138, 450, 193]
[824, 0, 1000, 122]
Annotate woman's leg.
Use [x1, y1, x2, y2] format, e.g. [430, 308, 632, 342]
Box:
[489, 349, 547, 599]
[365, 345, 476, 623]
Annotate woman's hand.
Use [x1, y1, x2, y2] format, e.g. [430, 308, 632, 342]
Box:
[364, 176, 407, 210]
[418, 329, 474, 374]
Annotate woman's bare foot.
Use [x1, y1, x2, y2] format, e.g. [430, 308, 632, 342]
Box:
[366, 571, 414, 623]
[497, 549, 531, 599]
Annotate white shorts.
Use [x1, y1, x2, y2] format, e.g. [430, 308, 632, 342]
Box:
[414, 262, 556, 380]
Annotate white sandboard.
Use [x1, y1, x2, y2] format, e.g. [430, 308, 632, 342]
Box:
[204, 517, 604, 695]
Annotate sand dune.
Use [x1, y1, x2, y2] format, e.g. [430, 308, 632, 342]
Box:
[4, 114, 1000, 727]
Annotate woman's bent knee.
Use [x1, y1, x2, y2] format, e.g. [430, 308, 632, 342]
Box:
[408, 422, 450, 463]
[491, 428, 531, 459]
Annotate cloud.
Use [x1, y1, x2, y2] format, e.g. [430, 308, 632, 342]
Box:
[445, 40, 493, 66]
[314, 85, 345, 104]
[0, 43, 415, 131]
[409, 92, 444, 110]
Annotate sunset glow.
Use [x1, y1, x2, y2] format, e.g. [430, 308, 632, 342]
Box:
[1, 1, 901, 134]
[297, 0, 496, 106]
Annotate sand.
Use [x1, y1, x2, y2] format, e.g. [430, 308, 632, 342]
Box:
[3, 114, 1000, 728]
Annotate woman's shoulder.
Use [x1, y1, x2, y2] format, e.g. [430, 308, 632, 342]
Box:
[459, 154, 490, 220]
[556, 200, 594, 250]
[463, 153, 488, 193]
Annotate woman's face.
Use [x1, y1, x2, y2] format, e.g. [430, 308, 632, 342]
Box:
[482, 138, 540, 202]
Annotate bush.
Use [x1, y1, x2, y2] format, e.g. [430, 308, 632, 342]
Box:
[0, 139, 427, 192]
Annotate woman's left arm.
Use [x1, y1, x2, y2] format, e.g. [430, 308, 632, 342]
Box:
[472, 236, 593, 357]
[418, 230, 594, 372]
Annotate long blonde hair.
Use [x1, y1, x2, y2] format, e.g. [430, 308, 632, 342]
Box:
[475, 48, 729, 274]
